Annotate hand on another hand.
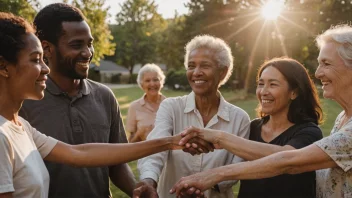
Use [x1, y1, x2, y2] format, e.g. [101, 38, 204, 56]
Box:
[174, 186, 206, 198]
[179, 127, 223, 152]
[182, 137, 214, 155]
[170, 170, 217, 198]
[133, 179, 158, 198]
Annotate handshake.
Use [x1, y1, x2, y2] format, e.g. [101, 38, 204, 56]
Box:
[178, 126, 223, 155]
[133, 126, 225, 198]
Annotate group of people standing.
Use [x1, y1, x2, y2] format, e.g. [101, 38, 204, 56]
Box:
[0, 2, 351, 198]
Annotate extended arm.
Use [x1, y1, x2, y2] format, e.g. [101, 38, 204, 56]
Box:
[0, 193, 12, 198]
[171, 144, 337, 194]
[214, 129, 294, 160]
[44, 136, 182, 167]
[181, 127, 297, 161]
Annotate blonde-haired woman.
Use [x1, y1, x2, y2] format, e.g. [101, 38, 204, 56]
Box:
[126, 63, 166, 142]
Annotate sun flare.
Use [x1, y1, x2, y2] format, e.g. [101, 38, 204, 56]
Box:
[261, 0, 284, 20]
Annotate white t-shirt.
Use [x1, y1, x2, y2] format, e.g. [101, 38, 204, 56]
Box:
[0, 115, 58, 197]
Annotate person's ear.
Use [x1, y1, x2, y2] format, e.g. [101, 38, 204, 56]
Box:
[290, 89, 299, 100]
[42, 40, 53, 59]
[0, 56, 10, 78]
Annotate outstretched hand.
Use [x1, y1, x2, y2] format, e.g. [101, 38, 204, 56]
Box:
[133, 179, 158, 198]
[179, 126, 222, 150]
[170, 170, 218, 197]
[173, 186, 206, 198]
[182, 137, 215, 155]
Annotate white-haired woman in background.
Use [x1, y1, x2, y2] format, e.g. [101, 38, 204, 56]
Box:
[126, 63, 166, 142]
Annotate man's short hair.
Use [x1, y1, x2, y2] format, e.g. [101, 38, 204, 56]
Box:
[34, 3, 86, 45]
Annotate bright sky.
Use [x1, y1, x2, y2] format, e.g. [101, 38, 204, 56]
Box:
[39, 0, 190, 24]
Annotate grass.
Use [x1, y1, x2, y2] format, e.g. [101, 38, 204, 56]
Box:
[110, 87, 341, 197]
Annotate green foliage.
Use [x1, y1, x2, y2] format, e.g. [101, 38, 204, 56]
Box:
[71, 0, 116, 65]
[157, 16, 187, 69]
[165, 68, 190, 90]
[181, 0, 352, 93]
[110, 0, 166, 78]
[0, 0, 39, 21]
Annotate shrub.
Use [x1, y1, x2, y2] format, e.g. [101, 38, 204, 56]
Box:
[165, 69, 190, 91]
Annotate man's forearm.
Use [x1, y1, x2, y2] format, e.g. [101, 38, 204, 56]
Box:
[110, 163, 136, 196]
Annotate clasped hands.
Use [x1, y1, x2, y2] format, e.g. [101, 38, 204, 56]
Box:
[179, 126, 222, 155]
[133, 127, 222, 198]
[170, 127, 222, 197]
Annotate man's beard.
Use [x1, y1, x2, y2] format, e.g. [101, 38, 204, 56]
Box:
[55, 50, 88, 80]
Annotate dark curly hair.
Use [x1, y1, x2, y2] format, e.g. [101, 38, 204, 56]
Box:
[34, 3, 85, 45]
[256, 57, 323, 125]
[0, 12, 35, 64]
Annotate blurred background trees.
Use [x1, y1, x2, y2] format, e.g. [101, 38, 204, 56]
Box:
[1, 0, 351, 92]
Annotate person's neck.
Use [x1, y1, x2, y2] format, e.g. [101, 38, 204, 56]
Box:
[195, 93, 220, 117]
[145, 93, 161, 104]
[266, 113, 294, 132]
[0, 88, 22, 125]
[336, 94, 352, 119]
[49, 73, 81, 97]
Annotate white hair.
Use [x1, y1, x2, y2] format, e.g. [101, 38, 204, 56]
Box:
[316, 24, 352, 68]
[136, 63, 166, 89]
[184, 35, 234, 87]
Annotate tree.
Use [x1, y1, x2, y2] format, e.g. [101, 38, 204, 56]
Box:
[157, 16, 187, 69]
[0, 0, 39, 21]
[182, 0, 352, 93]
[184, 0, 260, 92]
[111, 0, 165, 80]
[71, 0, 116, 65]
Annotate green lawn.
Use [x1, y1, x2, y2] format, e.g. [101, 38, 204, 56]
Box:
[111, 87, 341, 197]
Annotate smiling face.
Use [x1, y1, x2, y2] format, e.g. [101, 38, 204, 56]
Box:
[50, 21, 94, 79]
[186, 48, 227, 96]
[7, 33, 50, 100]
[256, 66, 296, 117]
[141, 71, 161, 97]
[315, 42, 352, 101]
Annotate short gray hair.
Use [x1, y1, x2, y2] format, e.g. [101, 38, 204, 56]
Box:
[136, 63, 166, 89]
[184, 35, 234, 87]
[316, 24, 352, 68]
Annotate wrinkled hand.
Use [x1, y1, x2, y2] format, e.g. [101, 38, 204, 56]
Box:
[175, 187, 206, 198]
[133, 179, 158, 198]
[182, 137, 214, 155]
[170, 171, 217, 197]
[179, 127, 222, 150]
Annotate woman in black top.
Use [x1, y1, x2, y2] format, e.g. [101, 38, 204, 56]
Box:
[174, 57, 323, 198]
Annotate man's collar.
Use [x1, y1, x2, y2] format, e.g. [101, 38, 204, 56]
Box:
[45, 77, 91, 96]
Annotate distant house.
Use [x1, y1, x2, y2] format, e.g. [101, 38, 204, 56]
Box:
[89, 60, 130, 84]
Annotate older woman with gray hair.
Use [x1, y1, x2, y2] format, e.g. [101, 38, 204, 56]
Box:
[133, 35, 250, 198]
[126, 63, 166, 142]
[171, 24, 352, 198]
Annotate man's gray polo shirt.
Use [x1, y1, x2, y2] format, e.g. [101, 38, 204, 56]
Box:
[19, 77, 127, 198]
